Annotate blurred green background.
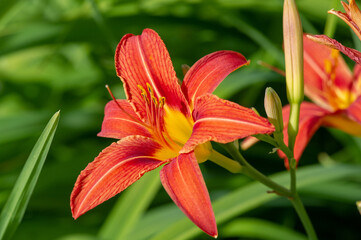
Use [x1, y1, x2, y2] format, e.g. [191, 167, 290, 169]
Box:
[1, 0, 361, 239]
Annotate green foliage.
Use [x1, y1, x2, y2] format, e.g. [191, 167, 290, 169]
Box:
[1, 0, 360, 239]
[0, 112, 59, 240]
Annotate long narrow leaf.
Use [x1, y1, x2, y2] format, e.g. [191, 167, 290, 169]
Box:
[222, 218, 307, 240]
[0, 111, 60, 240]
[148, 164, 361, 240]
[98, 168, 161, 240]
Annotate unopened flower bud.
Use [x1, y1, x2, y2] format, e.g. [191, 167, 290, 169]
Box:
[283, 0, 304, 104]
[264, 87, 284, 132]
[357, 201, 361, 215]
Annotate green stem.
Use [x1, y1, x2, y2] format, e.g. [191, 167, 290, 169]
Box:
[223, 143, 317, 239]
[288, 103, 300, 152]
[324, 0, 339, 37]
[223, 143, 292, 197]
[290, 193, 318, 240]
[208, 150, 242, 173]
[87, 0, 117, 51]
[289, 158, 297, 194]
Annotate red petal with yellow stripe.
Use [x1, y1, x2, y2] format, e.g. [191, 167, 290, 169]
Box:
[115, 29, 190, 121]
[279, 103, 329, 165]
[160, 152, 217, 238]
[98, 100, 151, 139]
[181, 50, 249, 108]
[304, 35, 353, 111]
[181, 94, 274, 153]
[71, 136, 166, 219]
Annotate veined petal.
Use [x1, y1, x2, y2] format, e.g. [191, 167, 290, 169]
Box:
[329, 0, 361, 41]
[352, 64, 361, 96]
[279, 102, 329, 165]
[71, 136, 166, 219]
[306, 34, 361, 65]
[115, 29, 190, 121]
[98, 100, 151, 139]
[181, 94, 274, 153]
[181, 51, 249, 108]
[160, 152, 217, 238]
[304, 34, 353, 111]
[343, 96, 361, 133]
[349, 0, 361, 29]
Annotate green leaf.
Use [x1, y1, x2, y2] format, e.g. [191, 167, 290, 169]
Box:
[149, 164, 361, 240]
[300, 181, 361, 203]
[213, 68, 280, 99]
[222, 218, 307, 240]
[0, 111, 60, 240]
[0, 111, 49, 145]
[98, 168, 162, 240]
[126, 204, 182, 240]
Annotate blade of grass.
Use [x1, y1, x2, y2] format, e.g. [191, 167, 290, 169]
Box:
[125, 204, 182, 240]
[148, 163, 361, 240]
[0, 111, 60, 240]
[86, 0, 117, 51]
[98, 168, 161, 240]
[300, 181, 361, 203]
[351, 28, 361, 51]
[323, 0, 340, 37]
[222, 218, 307, 240]
[220, 13, 284, 65]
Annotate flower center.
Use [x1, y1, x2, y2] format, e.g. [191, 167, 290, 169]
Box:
[137, 83, 194, 155]
[323, 50, 356, 110]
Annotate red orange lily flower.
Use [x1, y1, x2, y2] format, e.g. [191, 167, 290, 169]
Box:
[281, 35, 361, 163]
[70, 29, 274, 237]
[308, 0, 361, 64]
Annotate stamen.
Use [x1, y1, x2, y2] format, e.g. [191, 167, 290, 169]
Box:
[152, 96, 158, 105]
[138, 85, 149, 104]
[105, 85, 150, 128]
[257, 60, 285, 76]
[137, 84, 179, 150]
[146, 83, 155, 98]
[159, 97, 165, 108]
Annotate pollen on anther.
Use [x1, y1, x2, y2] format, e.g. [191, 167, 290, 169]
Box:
[159, 97, 165, 108]
[146, 83, 154, 97]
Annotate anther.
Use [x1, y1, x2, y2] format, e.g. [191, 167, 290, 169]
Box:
[159, 97, 165, 108]
[152, 96, 158, 105]
[146, 83, 155, 97]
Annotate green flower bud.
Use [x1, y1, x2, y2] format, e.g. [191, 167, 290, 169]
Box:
[264, 87, 284, 132]
[283, 0, 304, 104]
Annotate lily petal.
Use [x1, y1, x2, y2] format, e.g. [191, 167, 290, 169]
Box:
[306, 34, 361, 65]
[280, 102, 329, 165]
[98, 100, 151, 139]
[348, 95, 361, 124]
[181, 51, 249, 108]
[182, 94, 274, 153]
[329, 0, 361, 41]
[352, 64, 361, 96]
[115, 29, 190, 121]
[160, 152, 217, 238]
[304, 34, 353, 110]
[345, 96, 361, 132]
[71, 136, 165, 219]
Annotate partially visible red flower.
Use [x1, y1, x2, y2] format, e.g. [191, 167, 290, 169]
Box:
[280, 35, 361, 163]
[70, 29, 274, 237]
[307, 0, 361, 64]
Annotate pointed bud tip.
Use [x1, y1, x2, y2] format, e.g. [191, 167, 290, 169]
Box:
[264, 87, 283, 132]
[283, 0, 304, 104]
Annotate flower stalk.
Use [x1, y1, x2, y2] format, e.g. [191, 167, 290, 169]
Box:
[223, 143, 292, 198]
[208, 150, 242, 173]
[283, 0, 304, 151]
